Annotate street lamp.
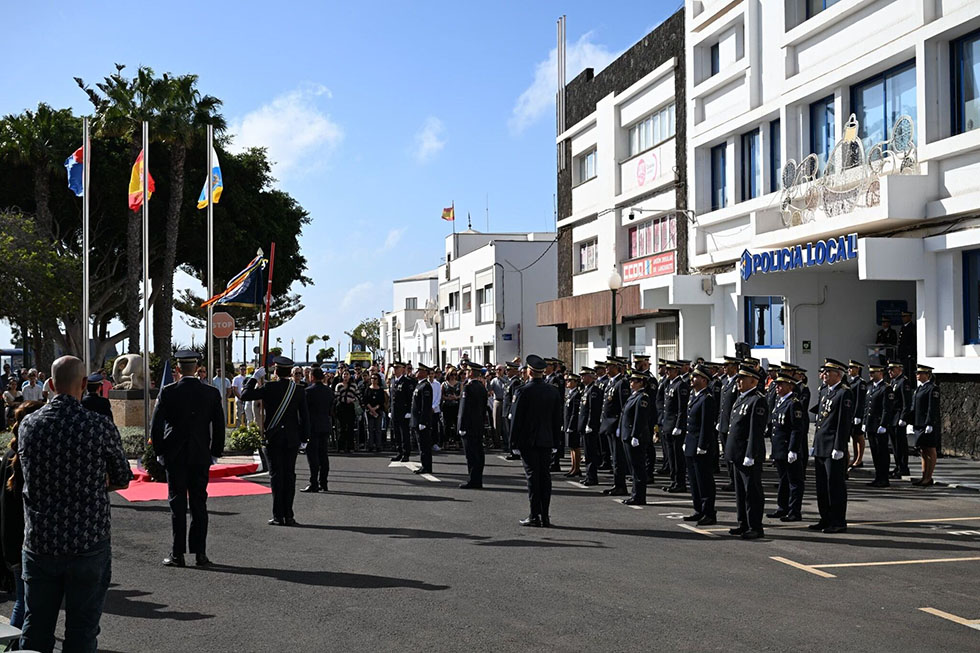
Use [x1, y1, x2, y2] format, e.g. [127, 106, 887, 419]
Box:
[432, 309, 442, 368]
[608, 267, 623, 357]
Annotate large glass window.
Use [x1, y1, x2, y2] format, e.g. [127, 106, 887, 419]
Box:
[964, 250, 980, 344]
[850, 61, 916, 153]
[745, 296, 785, 349]
[577, 149, 596, 183]
[405, 297, 417, 310]
[629, 104, 676, 156]
[770, 120, 781, 193]
[710, 43, 720, 77]
[953, 29, 980, 136]
[573, 330, 589, 373]
[806, 0, 840, 19]
[741, 129, 761, 201]
[810, 95, 835, 174]
[577, 239, 597, 273]
[628, 215, 676, 258]
[711, 143, 727, 211]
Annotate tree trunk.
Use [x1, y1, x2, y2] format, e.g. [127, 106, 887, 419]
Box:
[32, 165, 55, 240]
[153, 143, 186, 356]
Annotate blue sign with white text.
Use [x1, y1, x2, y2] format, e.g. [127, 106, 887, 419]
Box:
[740, 233, 858, 281]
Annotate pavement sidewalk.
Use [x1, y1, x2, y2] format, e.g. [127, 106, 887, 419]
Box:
[849, 453, 980, 492]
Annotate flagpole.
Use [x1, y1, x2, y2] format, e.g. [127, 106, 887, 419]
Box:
[261, 242, 277, 370]
[82, 118, 91, 374]
[141, 120, 151, 441]
[206, 124, 215, 382]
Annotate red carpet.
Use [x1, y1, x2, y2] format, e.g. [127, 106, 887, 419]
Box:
[131, 462, 259, 483]
[117, 475, 270, 502]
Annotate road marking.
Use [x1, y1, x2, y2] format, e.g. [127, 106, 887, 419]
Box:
[497, 455, 520, 462]
[679, 523, 718, 538]
[566, 481, 589, 489]
[814, 556, 980, 570]
[388, 461, 441, 482]
[919, 608, 980, 631]
[771, 556, 837, 578]
[611, 498, 643, 510]
[701, 515, 980, 533]
[420, 473, 441, 483]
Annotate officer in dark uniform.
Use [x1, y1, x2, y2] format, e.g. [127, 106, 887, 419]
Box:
[458, 362, 488, 488]
[410, 363, 434, 474]
[510, 354, 563, 527]
[241, 356, 310, 526]
[783, 362, 811, 475]
[765, 364, 781, 415]
[501, 360, 520, 454]
[725, 365, 768, 539]
[562, 374, 582, 478]
[885, 360, 912, 478]
[151, 351, 226, 566]
[388, 361, 416, 462]
[81, 373, 114, 421]
[662, 361, 689, 493]
[862, 364, 890, 487]
[599, 357, 630, 496]
[632, 354, 659, 483]
[301, 367, 334, 493]
[846, 360, 867, 473]
[594, 361, 612, 470]
[809, 358, 854, 534]
[619, 370, 653, 505]
[503, 363, 524, 460]
[876, 316, 898, 349]
[897, 311, 916, 375]
[766, 373, 806, 522]
[684, 365, 717, 525]
[655, 359, 670, 475]
[577, 367, 603, 486]
[716, 357, 740, 491]
[910, 364, 940, 487]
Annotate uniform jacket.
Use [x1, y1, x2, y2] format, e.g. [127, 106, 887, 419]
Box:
[662, 375, 690, 435]
[766, 381, 779, 414]
[619, 390, 653, 444]
[685, 388, 717, 454]
[390, 375, 416, 418]
[563, 387, 581, 436]
[81, 392, 114, 422]
[768, 393, 806, 460]
[655, 379, 668, 428]
[410, 379, 433, 430]
[812, 383, 854, 456]
[599, 374, 630, 435]
[724, 389, 768, 463]
[505, 377, 523, 421]
[151, 377, 226, 464]
[898, 321, 916, 358]
[848, 376, 867, 425]
[797, 383, 812, 427]
[578, 383, 603, 434]
[305, 382, 335, 434]
[642, 378, 659, 434]
[863, 380, 888, 436]
[884, 376, 912, 426]
[875, 327, 897, 347]
[241, 378, 310, 448]
[458, 378, 488, 437]
[911, 381, 940, 435]
[717, 375, 738, 435]
[510, 377, 563, 450]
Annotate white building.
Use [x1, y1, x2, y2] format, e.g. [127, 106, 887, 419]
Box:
[379, 269, 438, 367]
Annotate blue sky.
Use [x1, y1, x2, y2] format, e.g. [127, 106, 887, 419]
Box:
[0, 0, 680, 362]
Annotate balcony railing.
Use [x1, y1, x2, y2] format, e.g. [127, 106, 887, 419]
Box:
[479, 304, 494, 324]
[444, 311, 460, 329]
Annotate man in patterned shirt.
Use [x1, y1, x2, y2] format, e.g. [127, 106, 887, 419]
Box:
[16, 355, 133, 652]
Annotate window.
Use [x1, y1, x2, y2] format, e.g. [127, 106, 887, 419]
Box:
[577, 239, 597, 273]
[628, 215, 677, 258]
[655, 321, 678, 362]
[741, 129, 761, 201]
[573, 329, 589, 372]
[628, 326, 647, 358]
[806, 0, 840, 19]
[770, 120, 781, 193]
[745, 296, 785, 349]
[477, 284, 494, 323]
[810, 95, 835, 174]
[850, 61, 916, 153]
[952, 29, 980, 136]
[405, 297, 417, 310]
[444, 291, 460, 329]
[577, 149, 596, 183]
[710, 43, 720, 77]
[711, 143, 727, 211]
[963, 250, 980, 344]
[462, 285, 472, 313]
[629, 104, 676, 156]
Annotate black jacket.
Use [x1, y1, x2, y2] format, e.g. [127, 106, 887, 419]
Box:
[510, 377, 563, 450]
[685, 389, 717, 454]
[884, 376, 912, 426]
[768, 394, 806, 460]
[458, 378, 487, 437]
[848, 376, 867, 426]
[812, 383, 854, 456]
[564, 387, 581, 437]
[81, 392, 114, 422]
[875, 327, 897, 347]
[662, 375, 690, 435]
[863, 380, 888, 436]
[150, 377, 226, 465]
[241, 378, 310, 448]
[390, 375, 416, 419]
[724, 389, 768, 463]
[599, 374, 630, 435]
[912, 381, 940, 434]
[411, 379, 433, 430]
[717, 375, 738, 435]
[305, 383, 335, 434]
[578, 383, 603, 434]
[897, 321, 916, 357]
[619, 390, 652, 444]
[0, 448, 23, 570]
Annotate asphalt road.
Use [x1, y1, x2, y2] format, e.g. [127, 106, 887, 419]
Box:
[6, 451, 980, 652]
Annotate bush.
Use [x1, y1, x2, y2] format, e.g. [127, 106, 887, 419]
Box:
[228, 423, 263, 454]
[118, 426, 147, 458]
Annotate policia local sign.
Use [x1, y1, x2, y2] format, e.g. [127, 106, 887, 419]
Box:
[740, 233, 858, 281]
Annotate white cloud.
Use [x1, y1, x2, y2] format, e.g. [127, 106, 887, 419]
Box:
[510, 33, 618, 134]
[229, 83, 343, 180]
[381, 227, 406, 252]
[341, 282, 374, 311]
[413, 116, 446, 163]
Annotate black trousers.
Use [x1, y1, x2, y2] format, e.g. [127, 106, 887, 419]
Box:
[306, 431, 330, 490]
[583, 430, 601, 483]
[868, 428, 891, 484]
[599, 429, 611, 466]
[890, 425, 910, 474]
[604, 430, 627, 489]
[720, 431, 735, 486]
[336, 404, 355, 452]
[266, 439, 299, 521]
[659, 429, 670, 468]
[645, 439, 657, 480]
[666, 430, 687, 488]
[686, 454, 716, 518]
[442, 405, 459, 445]
[166, 462, 210, 555]
[392, 415, 412, 456]
[520, 446, 552, 519]
[461, 434, 484, 486]
[774, 458, 804, 516]
[733, 461, 764, 532]
[624, 439, 647, 502]
[814, 455, 847, 527]
[415, 425, 432, 471]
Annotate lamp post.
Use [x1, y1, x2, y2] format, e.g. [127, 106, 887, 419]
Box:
[608, 267, 623, 357]
[432, 309, 442, 368]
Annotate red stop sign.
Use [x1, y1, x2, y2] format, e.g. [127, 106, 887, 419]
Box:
[212, 312, 235, 339]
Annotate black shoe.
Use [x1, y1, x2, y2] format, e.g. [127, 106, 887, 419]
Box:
[400, 456, 411, 463]
[268, 518, 284, 526]
[728, 526, 748, 536]
[741, 529, 764, 540]
[766, 510, 787, 519]
[667, 486, 687, 494]
[598, 463, 612, 471]
[622, 498, 646, 506]
[606, 487, 628, 496]
[683, 514, 703, 522]
[661, 485, 675, 492]
[162, 553, 185, 567]
[656, 466, 670, 475]
[195, 554, 212, 567]
[413, 468, 432, 475]
[780, 514, 802, 522]
[697, 515, 717, 526]
[284, 518, 298, 527]
[549, 464, 561, 472]
[581, 479, 598, 486]
[458, 482, 482, 489]
[505, 454, 521, 460]
[519, 515, 541, 527]
[390, 453, 403, 461]
[822, 525, 847, 534]
[300, 485, 319, 493]
[540, 516, 552, 528]
[807, 522, 827, 531]
[721, 483, 735, 491]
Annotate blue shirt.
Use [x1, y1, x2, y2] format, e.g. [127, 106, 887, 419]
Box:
[17, 394, 133, 555]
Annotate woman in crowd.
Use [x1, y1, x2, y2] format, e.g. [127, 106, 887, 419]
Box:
[2, 379, 22, 429]
[441, 368, 461, 450]
[364, 373, 387, 453]
[334, 370, 360, 453]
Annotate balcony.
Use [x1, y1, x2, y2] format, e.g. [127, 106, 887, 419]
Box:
[443, 311, 460, 330]
[479, 303, 494, 324]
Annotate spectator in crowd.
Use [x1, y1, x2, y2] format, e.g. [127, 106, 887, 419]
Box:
[17, 355, 132, 652]
[489, 365, 508, 450]
[98, 370, 113, 399]
[291, 366, 308, 389]
[81, 374, 114, 422]
[0, 363, 11, 390]
[441, 369, 461, 449]
[21, 370, 43, 402]
[232, 365, 248, 426]
[3, 379, 23, 428]
[335, 370, 360, 454]
[196, 366, 209, 385]
[364, 373, 386, 453]
[41, 375, 56, 403]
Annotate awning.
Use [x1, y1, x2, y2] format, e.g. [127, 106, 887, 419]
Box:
[537, 285, 677, 329]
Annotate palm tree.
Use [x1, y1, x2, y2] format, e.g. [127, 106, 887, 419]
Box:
[305, 334, 320, 363]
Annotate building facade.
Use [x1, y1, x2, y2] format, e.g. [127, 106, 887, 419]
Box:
[379, 270, 438, 367]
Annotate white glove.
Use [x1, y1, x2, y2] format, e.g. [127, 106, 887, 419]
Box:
[898, 420, 906, 427]
[585, 426, 592, 433]
[877, 426, 887, 434]
[743, 457, 754, 467]
[210, 456, 218, 465]
[925, 426, 933, 434]
[696, 447, 707, 455]
[862, 424, 866, 433]
[715, 423, 721, 431]
[853, 418, 861, 425]
[512, 449, 520, 455]
[404, 412, 411, 419]
[419, 424, 426, 431]
[156, 456, 165, 465]
[906, 424, 914, 434]
[672, 427, 681, 436]
[551, 448, 557, 454]
[809, 447, 815, 456]
[787, 452, 798, 463]
[682, 443, 686, 453]
[631, 437, 640, 447]
[831, 449, 844, 460]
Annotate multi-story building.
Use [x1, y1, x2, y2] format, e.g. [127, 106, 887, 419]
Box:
[681, 0, 980, 449]
[537, 10, 692, 370]
[379, 269, 438, 367]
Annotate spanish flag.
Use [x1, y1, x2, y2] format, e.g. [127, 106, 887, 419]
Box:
[441, 203, 455, 221]
[128, 149, 155, 211]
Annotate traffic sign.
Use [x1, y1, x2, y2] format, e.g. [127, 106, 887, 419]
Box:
[212, 312, 235, 339]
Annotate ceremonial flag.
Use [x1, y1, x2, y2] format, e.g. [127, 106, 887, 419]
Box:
[65, 146, 84, 196]
[127, 149, 155, 211]
[200, 254, 268, 308]
[197, 146, 224, 209]
[441, 203, 455, 221]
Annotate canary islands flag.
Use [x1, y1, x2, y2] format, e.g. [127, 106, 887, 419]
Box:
[197, 146, 224, 209]
[65, 146, 84, 197]
[127, 149, 155, 211]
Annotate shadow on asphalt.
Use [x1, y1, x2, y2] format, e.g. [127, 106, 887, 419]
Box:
[111, 503, 240, 516]
[323, 489, 471, 502]
[197, 564, 449, 591]
[293, 523, 490, 541]
[473, 538, 608, 549]
[103, 584, 214, 621]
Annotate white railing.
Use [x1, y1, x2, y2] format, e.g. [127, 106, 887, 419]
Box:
[479, 304, 494, 324]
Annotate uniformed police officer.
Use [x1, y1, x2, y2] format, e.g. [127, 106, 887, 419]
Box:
[655, 359, 669, 476]
[885, 360, 912, 478]
[563, 374, 582, 478]
[510, 354, 563, 527]
[577, 367, 603, 486]
[458, 362, 488, 488]
[716, 356, 740, 491]
[767, 374, 806, 522]
[619, 370, 653, 505]
[504, 363, 524, 461]
[81, 373, 114, 421]
[662, 361, 689, 493]
[684, 365, 717, 525]
[809, 358, 854, 534]
[910, 364, 940, 487]
[599, 357, 630, 496]
[241, 356, 310, 526]
[411, 363, 434, 475]
[897, 310, 916, 376]
[151, 350, 226, 565]
[765, 364, 780, 415]
[862, 364, 890, 487]
[388, 362, 416, 462]
[846, 360, 867, 472]
[632, 354, 659, 483]
[725, 365, 768, 540]
[302, 366, 334, 493]
[594, 361, 612, 470]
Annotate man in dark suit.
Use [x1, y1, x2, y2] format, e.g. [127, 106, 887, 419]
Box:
[599, 357, 630, 496]
[619, 370, 653, 505]
[655, 359, 670, 475]
[241, 356, 310, 526]
[766, 374, 806, 522]
[632, 354, 658, 483]
[301, 367, 334, 493]
[662, 361, 689, 493]
[389, 361, 416, 463]
[809, 358, 855, 534]
[862, 364, 890, 487]
[503, 364, 524, 460]
[897, 310, 916, 376]
[875, 316, 897, 348]
[885, 360, 912, 478]
[716, 356, 739, 491]
[458, 362, 488, 488]
[724, 365, 768, 540]
[410, 363, 434, 475]
[151, 351, 226, 566]
[594, 362, 612, 470]
[577, 367, 603, 486]
[81, 373, 114, 422]
[684, 366, 717, 524]
[510, 354, 563, 527]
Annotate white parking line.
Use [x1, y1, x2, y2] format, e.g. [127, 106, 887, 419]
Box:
[566, 481, 589, 489]
[611, 498, 643, 510]
[679, 523, 719, 538]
